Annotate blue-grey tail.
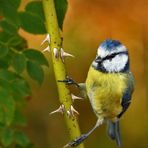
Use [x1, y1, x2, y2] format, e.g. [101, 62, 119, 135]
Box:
[107, 121, 122, 148]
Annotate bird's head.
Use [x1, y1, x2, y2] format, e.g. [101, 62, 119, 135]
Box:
[92, 39, 129, 73]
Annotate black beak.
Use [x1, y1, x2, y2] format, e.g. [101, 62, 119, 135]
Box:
[95, 56, 102, 63]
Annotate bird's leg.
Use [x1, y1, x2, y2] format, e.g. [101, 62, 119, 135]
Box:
[63, 118, 104, 148]
[58, 77, 88, 100]
[58, 76, 80, 88]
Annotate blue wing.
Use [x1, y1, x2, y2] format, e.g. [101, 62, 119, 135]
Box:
[118, 72, 134, 118]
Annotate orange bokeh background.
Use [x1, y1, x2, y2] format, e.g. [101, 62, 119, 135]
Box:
[20, 0, 148, 147]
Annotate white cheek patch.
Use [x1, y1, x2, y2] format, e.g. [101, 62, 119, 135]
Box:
[97, 45, 127, 58]
[92, 61, 98, 68]
[102, 54, 128, 72]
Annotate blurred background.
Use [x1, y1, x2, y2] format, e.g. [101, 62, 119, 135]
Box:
[21, 0, 148, 147]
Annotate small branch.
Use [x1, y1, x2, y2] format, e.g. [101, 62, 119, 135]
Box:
[42, 0, 84, 147]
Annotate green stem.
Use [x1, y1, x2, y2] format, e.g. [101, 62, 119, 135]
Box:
[42, 0, 84, 147]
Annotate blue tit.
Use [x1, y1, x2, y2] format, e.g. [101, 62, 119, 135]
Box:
[63, 39, 134, 148]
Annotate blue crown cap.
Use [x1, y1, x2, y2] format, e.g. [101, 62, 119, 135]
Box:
[99, 39, 121, 51]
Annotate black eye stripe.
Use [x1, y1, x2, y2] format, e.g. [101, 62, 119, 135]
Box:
[93, 51, 129, 73]
[96, 51, 128, 63]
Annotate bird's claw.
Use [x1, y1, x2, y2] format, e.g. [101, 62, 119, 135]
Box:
[58, 76, 79, 88]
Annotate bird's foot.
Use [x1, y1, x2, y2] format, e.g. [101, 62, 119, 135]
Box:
[63, 134, 87, 148]
[58, 76, 79, 88]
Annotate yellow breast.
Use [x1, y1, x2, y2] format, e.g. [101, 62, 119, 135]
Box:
[86, 66, 128, 121]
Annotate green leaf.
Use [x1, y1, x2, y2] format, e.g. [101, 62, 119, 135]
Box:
[0, 31, 13, 43]
[0, 51, 13, 69]
[0, 106, 4, 124]
[25, 1, 45, 21]
[15, 131, 30, 146]
[54, 0, 68, 29]
[0, 59, 9, 69]
[0, 69, 18, 81]
[0, 3, 2, 15]
[0, 128, 14, 147]
[0, 31, 27, 49]
[0, 19, 18, 34]
[27, 61, 44, 84]
[0, 43, 9, 58]
[12, 53, 26, 73]
[0, 79, 12, 92]
[8, 0, 21, 9]
[19, 12, 46, 34]
[13, 109, 27, 126]
[11, 79, 31, 97]
[0, 0, 20, 26]
[7, 35, 27, 50]
[0, 89, 15, 126]
[23, 49, 48, 66]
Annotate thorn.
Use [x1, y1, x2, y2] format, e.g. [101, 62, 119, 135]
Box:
[63, 143, 70, 148]
[42, 46, 50, 53]
[67, 110, 71, 118]
[53, 47, 59, 59]
[70, 105, 79, 116]
[60, 48, 75, 62]
[71, 94, 83, 101]
[66, 105, 79, 118]
[49, 104, 65, 115]
[41, 34, 50, 45]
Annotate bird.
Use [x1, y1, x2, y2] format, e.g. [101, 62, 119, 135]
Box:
[62, 39, 135, 148]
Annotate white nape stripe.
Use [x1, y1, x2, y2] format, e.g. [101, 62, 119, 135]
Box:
[102, 54, 128, 72]
[97, 45, 127, 58]
[116, 45, 127, 52]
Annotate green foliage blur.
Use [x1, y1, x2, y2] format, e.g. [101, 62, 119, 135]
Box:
[0, 0, 49, 147]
